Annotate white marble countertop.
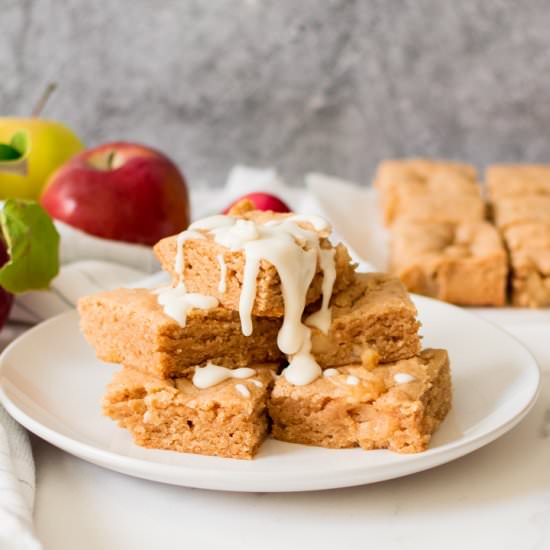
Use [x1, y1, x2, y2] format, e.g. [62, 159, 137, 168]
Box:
[25, 319, 550, 550]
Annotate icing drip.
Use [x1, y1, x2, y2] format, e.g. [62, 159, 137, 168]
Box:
[286, 214, 331, 232]
[323, 368, 338, 377]
[283, 327, 322, 385]
[192, 363, 256, 389]
[305, 248, 336, 334]
[240, 225, 317, 353]
[235, 383, 251, 398]
[213, 219, 260, 250]
[189, 215, 236, 231]
[155, 285, 218, 326]
[217, 254, 227, 293]
[174, 230, 205, 286]
[346, 375, 359, 386]
[394, 373, 416, 384]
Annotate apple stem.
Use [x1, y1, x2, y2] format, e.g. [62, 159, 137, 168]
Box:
[106, 151, 116, 169]
[31, 82, 58, 118]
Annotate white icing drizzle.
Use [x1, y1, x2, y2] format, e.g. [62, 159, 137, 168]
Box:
[185, 211, 337, 386]
[287, 214, 331, 232]
[346, 375, 359, 386]
[235, 383, 251, 398]
[217, 254, 227, 293]
[305, 248, 336, 334]
[394, 372, 416, 384]
[174, 230, 205, 285]
[238, 220, 318, 353]
[189, 215, 236, 231]
[213, 219, 260, 250]
[192, 362, 256, 389]
[143, 411, 152, 423]
[155, 285, 218, 326]
[284, 327, 322, 385]
[160, 229, 214, 326]
[251, 379, 263, 388]
[323, 368, 338, 377]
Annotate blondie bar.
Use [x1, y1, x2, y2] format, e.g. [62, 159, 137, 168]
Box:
[269, 349, 451, 453]
[309, 272, 421, 366]
[486, 164, 550, 199]
[491, 195, 550, 229]
[374, 159, 484, 226]
[503, 223, 550, 307]
[154, 231, 354, 318]
[389, 221, 507, 306]
[104, 364, 276, 459]
[79, 288, 283, 378]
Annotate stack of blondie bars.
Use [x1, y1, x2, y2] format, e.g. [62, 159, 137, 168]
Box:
[487, 165, 550, 307]
[79, 201, 452, 459]
[374, 159, 508, 306]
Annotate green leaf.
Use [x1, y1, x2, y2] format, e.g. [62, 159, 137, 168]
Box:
[0, 130, 30, 176]
[9, 130, 30, 156]
[0, 199, 60, 293]
[0, 144, 21, 161]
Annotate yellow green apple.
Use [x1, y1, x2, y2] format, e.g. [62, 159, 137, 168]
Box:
[0, 118, 84, 199]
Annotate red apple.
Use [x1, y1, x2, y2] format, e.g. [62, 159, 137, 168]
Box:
[223, 192, 290, 214]
[40, 142, 190, 246]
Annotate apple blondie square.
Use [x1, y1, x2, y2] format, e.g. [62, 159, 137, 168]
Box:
[153, 211, 355, 318]
[269, 349, 451, 454]
[103, 364, 276, 459]
[309, 272, 421, 366]
[491, 195, 550, 230]
[486, 164, 550, 200]
[389, 220, 507, 306]
[373, 159, 484, 226]
[79, 288, 284, 378]
[502, 222, 550, 307]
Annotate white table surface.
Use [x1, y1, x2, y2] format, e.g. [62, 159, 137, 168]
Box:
[8, 315, 541, 550]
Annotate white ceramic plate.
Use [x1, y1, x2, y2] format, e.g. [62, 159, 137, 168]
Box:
[0, 300, 540, 493]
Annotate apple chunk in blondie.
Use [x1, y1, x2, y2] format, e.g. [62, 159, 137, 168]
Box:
[269, 349, 451, 453]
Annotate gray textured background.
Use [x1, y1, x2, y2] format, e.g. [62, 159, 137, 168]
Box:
[3, 0, 550, 186]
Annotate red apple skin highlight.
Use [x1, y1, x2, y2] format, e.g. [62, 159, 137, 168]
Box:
[0, 241, 14, 330]
[223, 192, 290, 214]
[41, 142, 190, 246]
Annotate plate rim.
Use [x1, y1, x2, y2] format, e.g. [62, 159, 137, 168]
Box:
[0, 300, 541, 492]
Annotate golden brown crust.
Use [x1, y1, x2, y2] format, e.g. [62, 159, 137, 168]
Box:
[103, 365, 277, 459]
[373, 159, 483, 226]
[269, 349, 451, 453]
[486, 164, 550, 200]
[389, 221, 508, 306]
[492, 196, 550, 230]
